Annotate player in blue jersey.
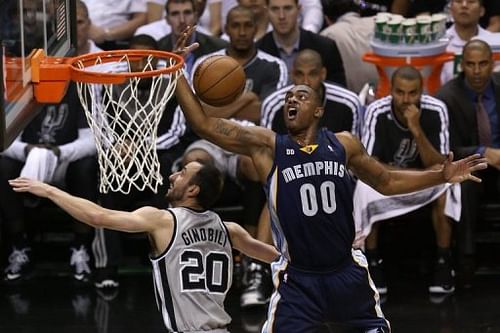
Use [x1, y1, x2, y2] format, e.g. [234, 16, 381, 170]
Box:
[173, 27, 487, 333]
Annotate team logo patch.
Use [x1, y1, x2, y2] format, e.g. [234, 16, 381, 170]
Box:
[299, 144, 318, 154]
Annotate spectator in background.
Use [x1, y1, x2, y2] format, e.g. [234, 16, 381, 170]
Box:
[436, 39, 500, 286]
[205, 0, 324, 38]
[193, 5, 288, 123]
[359, 66, 456, 297]
[82, 0, 147, 49]
[135, 0, 211, 41]
[1, 0, 98, 285]
[298, 0, 324, 33]
[441, 0, 493, 84]
[320, 0, 378, 94]
[219, 0, 271, 41]
[481, 0, 500, 32]
[385, 0, 448, 16]
[355, 0, 392, 16]
[257, 0, 346, 87]
[158, 0, 227, 76]
[146, 0, 167, 22]
[203, 0, 228, 36]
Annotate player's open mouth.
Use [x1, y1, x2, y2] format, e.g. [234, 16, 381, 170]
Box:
[288, 107, 298, 119]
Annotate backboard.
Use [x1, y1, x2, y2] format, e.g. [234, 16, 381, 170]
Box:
[1, 0, 76, 151]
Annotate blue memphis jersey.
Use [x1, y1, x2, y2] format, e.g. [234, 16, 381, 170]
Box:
[265, 128, 355, 271]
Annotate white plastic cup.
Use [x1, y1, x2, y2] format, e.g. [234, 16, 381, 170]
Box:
[402, 18, 417, 45]
[416, 15, 432, 44]
[387, 17, 403, 44]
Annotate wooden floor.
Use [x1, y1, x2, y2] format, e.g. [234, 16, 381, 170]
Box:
[0, 263, 499, 333]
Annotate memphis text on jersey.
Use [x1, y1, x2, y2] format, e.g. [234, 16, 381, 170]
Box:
[281, 160, 346, 183]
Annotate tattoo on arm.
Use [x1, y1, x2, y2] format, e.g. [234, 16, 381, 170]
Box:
[215, 119, 241, 138]
[214, 119, 248, 140]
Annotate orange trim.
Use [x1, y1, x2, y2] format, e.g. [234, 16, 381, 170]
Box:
[363, 52, 455, 98]
[31, 49, 71, 103]
[29, 49, 185, 103]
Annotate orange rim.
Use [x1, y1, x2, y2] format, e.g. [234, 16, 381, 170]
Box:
[68, 49, 185, 83]
[31, 49, 185, 103]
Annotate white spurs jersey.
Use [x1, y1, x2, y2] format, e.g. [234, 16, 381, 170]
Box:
[150, 207, 233, 332]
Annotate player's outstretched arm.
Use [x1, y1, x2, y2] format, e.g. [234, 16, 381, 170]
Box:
[8, 177, 168, 234]
[173, 27, 275, 178]
[175, 75, 273, 156]
[225, 222, 280, 264]
[338, 132, 487, 196]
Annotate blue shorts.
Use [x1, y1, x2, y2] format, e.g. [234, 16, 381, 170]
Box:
[262, 250, 390, 333]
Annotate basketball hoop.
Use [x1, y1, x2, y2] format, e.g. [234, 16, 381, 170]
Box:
[30, 49, 185, 194]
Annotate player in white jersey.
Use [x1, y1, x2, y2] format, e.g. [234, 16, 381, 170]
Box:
[9, 161, 279, 332]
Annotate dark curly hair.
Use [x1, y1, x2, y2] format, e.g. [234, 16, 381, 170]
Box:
[189, 163, 224, 210]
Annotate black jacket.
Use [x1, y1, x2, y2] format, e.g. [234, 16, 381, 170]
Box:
[256, 28, 346, 87]
[435, 72, 500, 159]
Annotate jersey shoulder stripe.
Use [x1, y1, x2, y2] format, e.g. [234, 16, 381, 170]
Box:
[362, 97, 392, 153]
[254, 50, 289, 89]
[261, 84, 292, 128]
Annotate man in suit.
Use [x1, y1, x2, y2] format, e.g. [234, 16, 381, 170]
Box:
[257, 0, 346, 87]
[158, 0, 227, 76]
[436, 39, 500, 285]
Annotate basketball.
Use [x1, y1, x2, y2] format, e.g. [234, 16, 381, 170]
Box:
[193, 55, 246, 107]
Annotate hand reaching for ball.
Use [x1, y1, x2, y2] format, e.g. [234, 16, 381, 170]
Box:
[174, 26, 199, 58]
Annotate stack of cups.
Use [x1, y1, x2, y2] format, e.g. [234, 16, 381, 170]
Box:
[374, 12, 448, 45]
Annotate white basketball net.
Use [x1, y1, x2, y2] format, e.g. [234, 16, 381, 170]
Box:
[74, 54, 181, 194]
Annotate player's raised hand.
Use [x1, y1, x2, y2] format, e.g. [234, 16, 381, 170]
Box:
[174, 26, 199, 58]
[442, 152, 487, 183]
[9, 177, 51, 198]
